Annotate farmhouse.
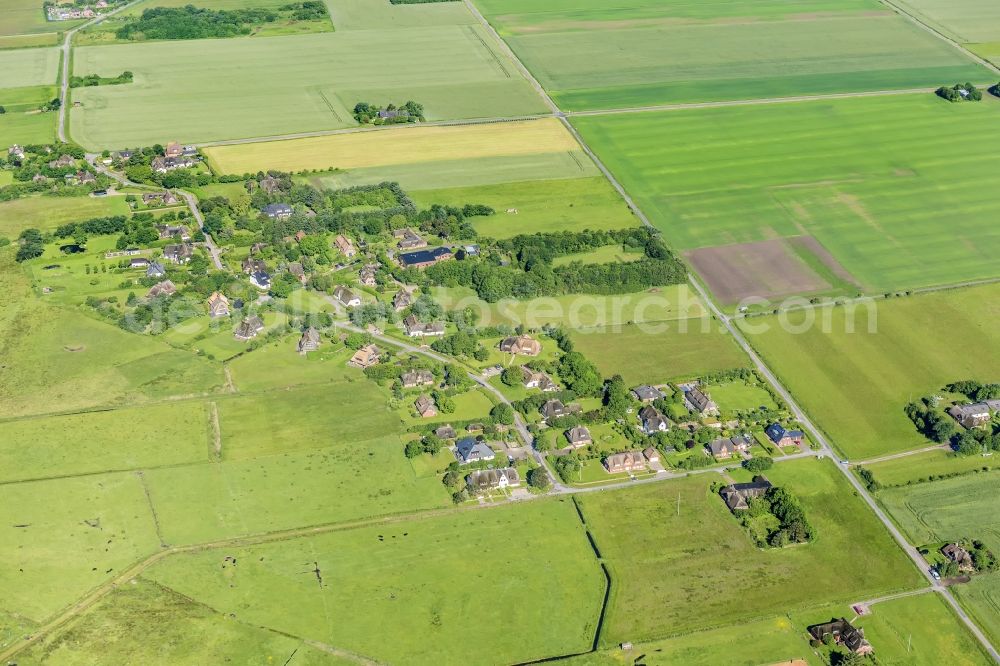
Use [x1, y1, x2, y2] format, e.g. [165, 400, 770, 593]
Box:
[807, 619, 873, 656]
[603, 451, 646, 474]
[399, 247, 452, 269]
[709, 435, 752, 459]
[401, 368, 435, 388]
[162, 243, 193, 264]
[632, 385, 665, 403]
[145, 262, 166, 278]
[684, 386, 719, 416]
[435, 424, 457, 440]
[234, 315, 265, 341]
[359, 264, 378, 287]
[521, 366, 559, 392]
[48, 154, 75, 169]
[765, 423, 805, 447]
[499, 335, 541, 356]
[146, 280, 175, 298]
[566, 426, 592, 448]
[297, 327, 321, 354]
[414, 395, 438, 418]
[207, 292, 230, 318]
[719, 476, 772, 511]
[941, 543, 975, 573]
[334, 234, 357, 257]
[261, 203, 293, 220]
[145, 192, 179, 207]
[242, 258, 268, 275]
[466, 468, 519, 492]
[165, 142, 183, 158]
[639, 406, 668, 434]
[403, 315, 445, 338]
[393, 289, 413, 311]
[250, 271, 271, 290]
[156, 222, 187, 239]
[454, 437, 495, 464]
[949, 403, 992, 429]
[348, 344, 381, 369]
[541, 399, 580, 422]
[8, 145, 25, 160]
[333, 285, 361, 307]
[151, 156, 194, 173]
[395, 228, 427, 250]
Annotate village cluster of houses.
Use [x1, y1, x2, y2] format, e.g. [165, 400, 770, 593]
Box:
[47, 1, 113, 21]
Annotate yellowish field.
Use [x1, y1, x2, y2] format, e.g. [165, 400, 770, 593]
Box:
[203, 119, 578, 174]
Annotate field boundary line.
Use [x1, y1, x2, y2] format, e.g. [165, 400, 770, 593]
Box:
[209, 401, 222, 461]
[465, 24, 511, 79]
[136, 470, 166, 548]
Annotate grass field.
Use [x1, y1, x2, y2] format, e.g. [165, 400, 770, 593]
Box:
[0, 47, 59, 89]
[0, 472, 160, 623]
[0, 0, 81, 36]
[708, 381, 778, 413]
[0, 195, 130, 239]
[894, 0, 1000, 44]
[225, 338, 356, 392]
[409, 177, 640, 238]
[571, 319, 748, 385]
[552, 245, 644, 267]
[69, 4, 547, 149]
[0, 402, 210, 483]
[204, 118, 579, 175]
[880, 471, 1000, 553]
[0, 33, 59, 48]
[577, 458, 923, 645]
[15, 579, 339, 666]
[144, 499, 606, 664]
[739, 284, 1000, 460]
[0, 110, 56, 147]
[952, 574, 1000, 653]
[476, 0, 989, 109]
[574, 95, 1000, 294]
[863, 448, 1000, 487]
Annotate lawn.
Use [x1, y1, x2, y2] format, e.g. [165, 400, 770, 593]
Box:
[69, 5, 547, 149]
[0, 194, 130, 239]
[879, 471, 1000, 553]
[893, 0, 1000, 44]
[952, 573, 1000, 654]
[204, 118, 579, 175]
[142, 434, 450, 545]
[551, 245, 644, 268]
[0, 47, 59, 89]
[144, 499, 606, 664]
[476, 0, 989, 109]
[409, 177, 639, 238]
[571, 319, 748, 386]
[708, 381, 778, 413]
[399, 387, 495, 428]
[0, 402, 211, 483]
[863, 448, 1000, 487]
[576, 458, 923, 645]
[0, 472, 160, 624]
[573, 95, 1000, 294]
[739, 284, 1000, 460]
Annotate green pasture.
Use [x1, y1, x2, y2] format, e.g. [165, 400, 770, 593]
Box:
[0, 402, 210, 483]
[410, 177, 639, 239]
[225, 338, 357, 392]
[0, 195, 129, 239]
[143, 434, 449, 544]
[328, 0, 475, 31]
[477, 0, 988, 109]
[69, 20, 546, 149]
[0, 110, 55, 146]
[0, 472, 160, 623]
[551, 245, 644, 268]
[570, 319, 748, 386]
[863, 449, 1000, 487]
[707, 381, 778, 413]
[880, 471, 1000, 553]
[739, 285, 1000, 460]
[399, 387, 494, 427]
[16, 578, 338, 666]
[574, 95, 1000, 293]
[145, 499, 606, 664]
[952, 574, 1000, 653]
[577, 458, 922, 645]
[0, 33, 59, 48]
[894, 0, 1000, 44]
[0, 0, 80, 36]
[0, 47, 59, 89]
[161, 310, 291, 361]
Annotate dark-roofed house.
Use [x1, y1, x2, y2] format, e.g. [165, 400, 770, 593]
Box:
[466, 468, 519, 492]
[632, 385, 665, 403]
[146, 262, 166, 278]
[393, 289, 413, 311]
[163, 243, 193, 264]
[499, 335, 541, 356]
[435, 424, 457, 440]
[454, 437, 495, 464]
[765, 423, 804, 447]
[684, 386, 719, 415]
[949, 403, 992, 429]
[333, 285, 361, 307]
[48, 154, 75, 169]
[709, 435, 752, 459]
[261, 203, 293, 220]
[941, 543, 975, 573]
[566, 426, 592, 448]
[130, 257, 150, 268]
[234, 315, 265, 340]
[359, 263, 378, 287]
[414, 395, 437, 418]
[250, 271, 271, 291]
[348, 344, 380, 369]
[398, 246, 452, 269]
[242, 258, 268, 275]
[719, 476, 772, 511]
[401, 368, 435, 389]
[147, 280, 175, 298]
[151, 156, 194, 173]
[403, 315, 445, 338]
[521, 366, 559, 392]
[807, 619, 873, 656]
[156, 223, 188, 239]
[395, 228, 427, 250]
[207, 292, 230, 318]
[541, 399, 580, 422]
[643, 447, 660, 464]
[639, 406, 668, 435]
[603, 451, 646, 474]
[297, 327, 321, 354]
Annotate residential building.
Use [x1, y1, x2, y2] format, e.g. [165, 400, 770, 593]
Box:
[454, 437, 495, 464]
[297, 327, 321, 353]
[146, 280, 175, 298]
[765, 423, 805, 447]
[435, 424, 457, 440]
[566, 426, 592, 448]
[709, 435, 752, 459]
[643, 447, 661, 464]
[162, 243, 193, 264]
[129, 257, 150, 268]
[261, 203, 293, 220]
[234, 315, 265, 341]
[287, 262, 306, 284]
[394, 228, 427, 250]
[334, 234, 356, 257]
[8, 145, 25, 160]
[333, 285, 361, 307]
[156, 223, 188, 240]
[165, 142, 183, 158]
[521, 366, 559, 392]
[499, 335, 542, 356]
[76, 170, 96, 185]
[684, 386, 719, 415]
[48, 154, 75, 169]
[258, 175, 282, 194]
[807, 619, 873, 656]
[639, 406, 668, 434]
[398, 246, 452, 269]
[949, 403, 992, 429]
[145, 262, 166, 279]
[242, 258, 268, 275]
[466, 468, 520, 492]
[414, 395, 438, 418]
[401, 368, 435, 388]
[348, 344, 381, 369]
[632, 385, 666, 403]
[151, 156, 194, 173]
[403, 315, 445, 338]
[393, 289, 413, 311]
[541, 399, 579, 422]
[207, 292, 230, 318]
[719, 476, 772, 511]
[941, 543, 975, 573]
[359, 264, 378, 287]
[603, 451, 646, 474]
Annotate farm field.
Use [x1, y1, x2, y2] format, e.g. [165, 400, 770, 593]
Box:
[576, 458, 922, 645]
[0, 86, 58, 147]
[205, 118, 580, 175]
[893, 0, 1000, 44]
[0, 48, 59, 89]
[862, 448, 1000, 487]
[0, 0, 80, 36]
[143, 499, 606, 664]
[879, 471, 1000, 553]
[0, 194, 130, 238]
[0, 402, 211, 483]
[571, 319, 748, 386]
[952, 574, 1000, 653]
[709, 380, 778, 413]
[225, 339, 356, 392]
[409, 177, 640, 238]
[69, 7, 547, 149]
[0, 33, 59, 48]
[739, 284, 1000, 460]
[573, 95, 1000, 296]
[474, 0, 989, 109]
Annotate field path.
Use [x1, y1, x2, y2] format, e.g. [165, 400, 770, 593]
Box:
[854, 443, 951, 466]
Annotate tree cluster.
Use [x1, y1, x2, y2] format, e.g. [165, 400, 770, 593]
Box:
[69, 71, 133, 88]
[114, 4, 327, 40]
[935, 83, 982, 102]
